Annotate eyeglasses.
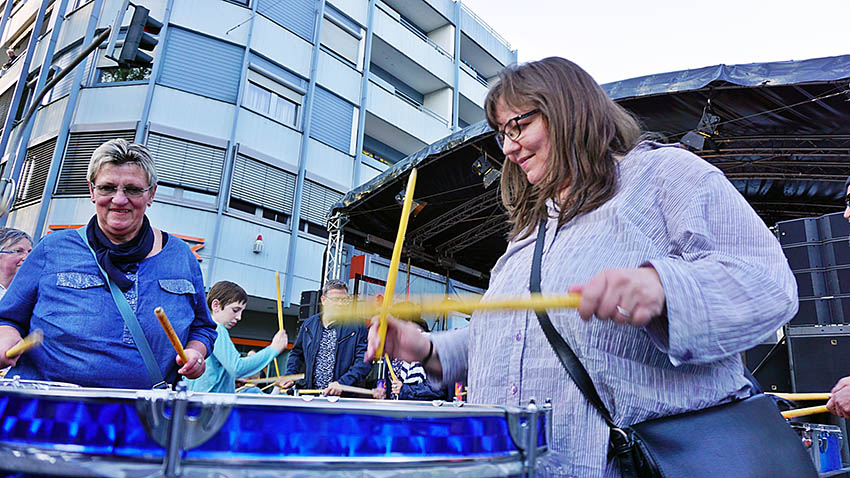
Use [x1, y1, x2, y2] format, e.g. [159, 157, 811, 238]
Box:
[495, 108, 541, 149]
[324, 296, 352, 304]
[845, 193, 850, 208]
[91, 183, 153, 198]
[0, 248, 29, 256]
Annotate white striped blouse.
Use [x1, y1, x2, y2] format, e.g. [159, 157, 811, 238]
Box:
[430, 142, 798, 477]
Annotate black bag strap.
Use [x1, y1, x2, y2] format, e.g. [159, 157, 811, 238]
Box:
[529, 219, 617, 429]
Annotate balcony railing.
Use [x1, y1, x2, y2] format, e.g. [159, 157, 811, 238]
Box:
[370, 73, 449, 127]
[460, 2, 512, 50]
[377, 1, 453, 60]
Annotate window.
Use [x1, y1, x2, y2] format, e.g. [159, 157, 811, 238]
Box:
[55, 130, 136, 195]
[159, 27, 242, 103]
[14, 138, 56, 208]
[310, 87, 355, 153]
[299, 179, 342, 232]
[229, 154, 296, 227]
[321, 5, 362, 68]
[146, 133, 225, 195]
[244, 81, 298, 126]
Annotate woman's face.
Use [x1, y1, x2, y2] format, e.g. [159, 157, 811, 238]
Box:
[89, 162, 155, 244]
[494, 100, 551, 185]
[0, 237, 32, 282]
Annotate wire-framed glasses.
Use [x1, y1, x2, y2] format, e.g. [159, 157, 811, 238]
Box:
[91, 183, 153, 198]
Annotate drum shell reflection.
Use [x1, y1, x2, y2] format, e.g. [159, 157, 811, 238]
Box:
[0, 380, 550, 477]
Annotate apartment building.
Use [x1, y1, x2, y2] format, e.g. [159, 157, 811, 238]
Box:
[0, 0, 516, 341]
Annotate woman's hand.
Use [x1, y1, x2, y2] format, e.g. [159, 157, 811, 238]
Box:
[0, 326, 23, 369]
[177, 342, 206, 379]
[364, 315, 431, 364]
[827, 377, 850, 418]
[391, 378, 403, 396]
[570, 267, 666, 327]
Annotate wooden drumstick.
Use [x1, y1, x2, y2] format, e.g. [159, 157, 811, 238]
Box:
[244, 373, 305, 385]
[154, 307, 188, 363]
[781, 405, 829, 418]
[5, 329, 43, 358]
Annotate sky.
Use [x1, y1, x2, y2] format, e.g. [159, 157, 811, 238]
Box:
[459, 0, 850, 84]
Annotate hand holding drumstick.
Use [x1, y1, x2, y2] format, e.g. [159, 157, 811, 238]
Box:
[0, 326, 42, 368]
[154, 307, 206, 379]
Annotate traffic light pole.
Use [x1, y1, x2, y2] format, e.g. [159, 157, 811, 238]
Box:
[0, 26, 112, 220]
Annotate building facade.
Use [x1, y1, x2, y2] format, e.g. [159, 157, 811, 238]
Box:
[0, 0, 515, 342]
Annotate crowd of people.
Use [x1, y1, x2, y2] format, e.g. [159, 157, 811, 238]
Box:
[0, 55, 843, 474]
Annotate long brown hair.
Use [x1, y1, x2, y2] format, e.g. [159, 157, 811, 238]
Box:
[485, 57, 642, 240]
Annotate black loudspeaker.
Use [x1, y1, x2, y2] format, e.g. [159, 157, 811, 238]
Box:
[794, 270, 828, 298]
[777, 217, 820, 245]
[792, 297, 832, 326]
[823, 238, 850, 267]
[299, 290, 320, 320]
[745, 340, 791, 392]
[819, 212, 850, 241]
[783, 243, 823, 271]
[789, 326, 850, 393]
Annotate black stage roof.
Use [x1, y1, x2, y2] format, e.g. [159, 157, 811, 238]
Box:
[332, 55, 850, 288]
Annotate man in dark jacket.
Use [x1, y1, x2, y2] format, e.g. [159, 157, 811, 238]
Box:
[283, 279, 371, 395]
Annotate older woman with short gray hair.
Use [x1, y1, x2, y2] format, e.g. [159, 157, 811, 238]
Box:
[0, 228, 32, 299]
[0, 138, 216, 388]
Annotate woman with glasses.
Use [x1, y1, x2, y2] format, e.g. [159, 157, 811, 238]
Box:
[0, 228, 32, 300]
[0, 139, 216, 388]
[366, 57, 797, 476]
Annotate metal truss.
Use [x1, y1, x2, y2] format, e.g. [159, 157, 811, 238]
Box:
[407, 188, 501, 247]
[436, 213, 509, 259]
[324, 212, 348, 283]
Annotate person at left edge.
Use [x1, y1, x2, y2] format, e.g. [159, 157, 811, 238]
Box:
[0, 138, 216, 388]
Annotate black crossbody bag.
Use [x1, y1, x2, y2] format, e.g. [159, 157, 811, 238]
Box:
[529, 220, 816, 477]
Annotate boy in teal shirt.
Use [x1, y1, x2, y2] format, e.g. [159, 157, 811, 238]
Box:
[187, 281, 288, 393]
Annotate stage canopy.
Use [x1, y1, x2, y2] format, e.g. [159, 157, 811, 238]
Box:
[330, 55, 850, 288]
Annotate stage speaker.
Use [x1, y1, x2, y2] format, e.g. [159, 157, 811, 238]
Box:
[299, 290, 320, 320]
[789, 326, 850, 393]
[791, 297, 832, 326]
[794, 269, 828, 298]
[819, 212, 850, 241]
[825, 266, 850, 296]
[777, 217, 820, 245]
[783, 243, 823, 271]
[823, 238, 850, 267]
[745, 339, 791, 392]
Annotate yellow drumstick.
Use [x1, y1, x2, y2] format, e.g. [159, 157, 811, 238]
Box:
[769, 392, 831, 401]
[5, 329, 43, 358]
[274, 270, 283, 377]
[376, 168, 418, 358]
[325, 293, 582, 322]
[154, 307, 188, 363]
[782, 405, 829, 419]
[384, 353, 398, 382]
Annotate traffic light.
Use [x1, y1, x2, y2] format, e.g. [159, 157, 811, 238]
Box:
[117, 6, 162, 67]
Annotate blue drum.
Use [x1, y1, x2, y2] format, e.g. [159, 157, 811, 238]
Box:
[0, 378, 551, 477]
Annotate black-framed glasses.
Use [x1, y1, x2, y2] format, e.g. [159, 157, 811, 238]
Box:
[495, 109, 541, 149]
[845, 193, 850, 208]
[91, 183, 153, 198]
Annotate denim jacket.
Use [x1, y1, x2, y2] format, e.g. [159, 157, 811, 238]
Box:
[0, 227, 217, 388]
[285, 313, 371, 389]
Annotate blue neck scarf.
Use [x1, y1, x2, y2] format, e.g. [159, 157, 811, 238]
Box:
[85, 215, 154, 291]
